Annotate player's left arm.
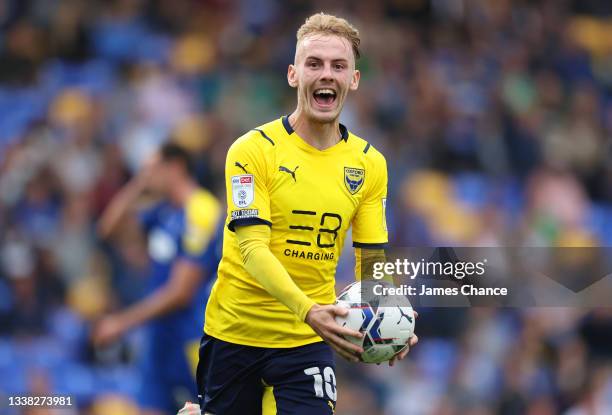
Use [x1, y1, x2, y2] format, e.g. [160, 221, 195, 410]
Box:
[351, 149, 418, 365]
[351, 149, 389, 253]
[93, 195, 221, 346]
[92, 259, 206, 347]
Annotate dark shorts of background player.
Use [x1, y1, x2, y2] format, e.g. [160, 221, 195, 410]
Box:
[138, 328, 198, 413]
[196, 334, 337, 415]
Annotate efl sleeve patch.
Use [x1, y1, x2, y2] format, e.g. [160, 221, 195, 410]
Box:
[232, 174, 254, 208]
[225, 137, 271, 227]
[230, 209, 259, 219]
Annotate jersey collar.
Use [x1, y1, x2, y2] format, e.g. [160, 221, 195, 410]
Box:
[282, 115, 349, 142]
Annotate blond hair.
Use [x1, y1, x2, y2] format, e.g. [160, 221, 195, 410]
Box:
[296, 13, 361, 60]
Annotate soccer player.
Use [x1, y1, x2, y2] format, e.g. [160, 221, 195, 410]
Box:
[198, 13, 418, 415]
[93, 143, 222, 415]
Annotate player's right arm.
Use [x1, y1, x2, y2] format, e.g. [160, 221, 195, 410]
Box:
[226, 134, 363, 361]
[97, 155, 158, 239]
[235, 225, 363, 361]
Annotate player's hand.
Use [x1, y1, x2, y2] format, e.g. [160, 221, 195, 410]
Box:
[135, 152, 160, 189]
[387, 310, 419, 367]
[92, 315, 128, 347]
[177, 401, 201, 415]
[305, 304, 364, 362]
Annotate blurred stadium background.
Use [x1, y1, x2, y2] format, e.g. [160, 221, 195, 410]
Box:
[1, 0, 612, 414]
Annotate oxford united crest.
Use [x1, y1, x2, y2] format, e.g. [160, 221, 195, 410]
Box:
[344, 167, 365, 194]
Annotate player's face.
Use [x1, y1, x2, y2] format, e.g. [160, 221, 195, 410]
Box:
[148, 161, 173, 195]
[288, 34, 360, 123]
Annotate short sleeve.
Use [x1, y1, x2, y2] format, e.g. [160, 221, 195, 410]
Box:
[225, 135, 272, 231]
[352, 151, 388, 248]
[179, 191, 222, 264]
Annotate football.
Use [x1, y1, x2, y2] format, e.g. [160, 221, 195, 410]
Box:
[335, 280, 415, 364]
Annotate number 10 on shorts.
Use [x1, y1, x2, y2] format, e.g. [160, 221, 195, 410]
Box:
[304, 366, 337, 401]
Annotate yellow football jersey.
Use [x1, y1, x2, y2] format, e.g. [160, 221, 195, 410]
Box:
[204, 116, 388, 347]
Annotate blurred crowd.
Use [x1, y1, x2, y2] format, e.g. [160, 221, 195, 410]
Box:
[0, 0, 611, 414]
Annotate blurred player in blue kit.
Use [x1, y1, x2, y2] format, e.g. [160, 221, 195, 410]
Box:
[94, 143, 222, 415]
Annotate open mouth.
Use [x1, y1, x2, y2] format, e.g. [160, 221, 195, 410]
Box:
[312, 88, 337, 108]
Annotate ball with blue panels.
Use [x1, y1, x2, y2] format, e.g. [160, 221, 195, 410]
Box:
[335, 280, 415, 363]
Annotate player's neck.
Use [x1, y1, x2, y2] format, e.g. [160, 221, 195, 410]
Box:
[288, 111, 341, 150]
[169, 180, 197, 206]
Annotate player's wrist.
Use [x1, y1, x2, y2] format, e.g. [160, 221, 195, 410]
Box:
[303, 302, 320, 324]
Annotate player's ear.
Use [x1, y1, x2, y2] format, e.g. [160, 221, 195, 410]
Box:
[287, 64, 298, 88]
[349, 69, 360, 91]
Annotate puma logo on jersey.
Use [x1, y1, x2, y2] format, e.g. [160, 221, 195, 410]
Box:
[279, 165, 299, 182]
[327, 400, 336, 413]
[235, 161, 249, 174]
